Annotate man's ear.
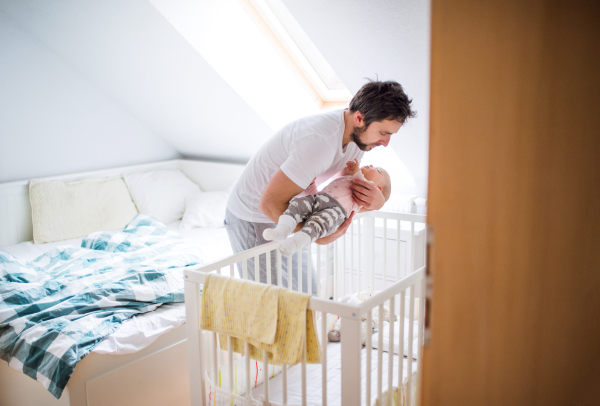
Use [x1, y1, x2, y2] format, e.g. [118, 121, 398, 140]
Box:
[354, 111, 364, 126]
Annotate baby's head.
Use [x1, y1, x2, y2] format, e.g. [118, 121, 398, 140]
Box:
[361, 165, 391, 202]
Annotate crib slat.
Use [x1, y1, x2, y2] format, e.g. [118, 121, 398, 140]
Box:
[243, 258, 248, 280]
[228, 336, 233, 395]
[321, 312, 328, 406]
[282, 363, 288, 405]
[278, 251, 283, 288]
[245, 342, 251, 401]
[383, 219, 387, 289]
[263, 349, 269, 404]
[387, 296, 395, 406]
[398, 290, 406, 389]
[230, 263, 234, 278]
[301, 333, 307, 406]
[406, 285, 416, 406]
[317, 245, 322, 298]
[254, 255, 260, 283]
[308, 243, 312, 293]
[342, 232, 346, 296]
[288, 255, 292, 290]
[377, 304, 384, 402]
[366, 309, 372, 406]
[267, 251, 271, 285]
[372, 221, 376, 290]
[358, 218, 362, 297]
[299, 249, 303, 293]
[397, 220, 401, 281]
[330, 243, 340, 299]
[410, 221, 415, 274]
[212, 332, 218, 385]
[350, 221, 354, 294]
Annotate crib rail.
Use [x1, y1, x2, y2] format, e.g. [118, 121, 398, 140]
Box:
[185, 211, 427, 406]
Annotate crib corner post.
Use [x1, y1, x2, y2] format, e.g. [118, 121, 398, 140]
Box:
[341, 314, 362, 405]
[185, 279, 206, 406]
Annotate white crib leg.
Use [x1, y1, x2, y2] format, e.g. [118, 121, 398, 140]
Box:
[387, 296, 395, 406]
[321, 312, 328, 406]
[301, 335, 307, 406]
[184, 281, 205, 406]
[245, 342, 251, 402]
[341, 316, 361, 405]
[406, 285, 416, 405]
[366, 309, 372, 406]
[377, 304, 384, 402]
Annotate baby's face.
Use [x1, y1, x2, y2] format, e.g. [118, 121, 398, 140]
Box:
[360, 165, 387, 188]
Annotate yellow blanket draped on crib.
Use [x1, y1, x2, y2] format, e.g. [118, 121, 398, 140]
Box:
[201, 273, 320, 365]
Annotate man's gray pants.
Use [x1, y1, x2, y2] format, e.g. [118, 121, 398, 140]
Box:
[224, 209, 317, 294]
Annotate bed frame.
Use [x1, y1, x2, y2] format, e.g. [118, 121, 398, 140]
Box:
[0, 159, 245, 406]
[184, 211, 427, 406]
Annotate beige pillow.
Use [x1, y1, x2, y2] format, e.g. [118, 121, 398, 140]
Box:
[29, 177, 138, 244]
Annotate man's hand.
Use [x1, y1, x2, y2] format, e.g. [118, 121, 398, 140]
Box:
[315, 211, 355, 245]
[351, 178, 385, 211]
[345, 158, 360, 175]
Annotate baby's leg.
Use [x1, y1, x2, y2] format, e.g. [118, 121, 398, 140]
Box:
[278, 207, 346, 257]
[263, 195, 318, 241]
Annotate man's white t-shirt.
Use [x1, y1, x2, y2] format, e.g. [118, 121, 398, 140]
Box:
[227, 109, 364, 223]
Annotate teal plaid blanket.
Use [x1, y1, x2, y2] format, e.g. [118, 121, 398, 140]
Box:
[0, 214, 203, 398]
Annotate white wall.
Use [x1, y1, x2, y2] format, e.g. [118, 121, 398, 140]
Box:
[281, 0, 431, 197]
[0, 9, 179, 183]
[0, 0, 273, 166]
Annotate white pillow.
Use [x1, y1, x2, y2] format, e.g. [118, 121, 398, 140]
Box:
[29, 177, 138, 244]
[123, 169, 200, 224]
[180, 187, 232, 229]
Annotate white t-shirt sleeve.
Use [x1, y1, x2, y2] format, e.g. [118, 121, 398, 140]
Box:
[280, 136, 335, 189]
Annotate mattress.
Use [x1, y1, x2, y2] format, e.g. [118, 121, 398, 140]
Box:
[0, 220, 233, 355]
[246, 342, 418, 406]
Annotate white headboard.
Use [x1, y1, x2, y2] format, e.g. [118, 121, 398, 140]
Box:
[0, 159, 245, 247]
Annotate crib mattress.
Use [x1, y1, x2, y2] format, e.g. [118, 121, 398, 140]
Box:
[250, 342, 418, 406]
[0, 220, 233, 355]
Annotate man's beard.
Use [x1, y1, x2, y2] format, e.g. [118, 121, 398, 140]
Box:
[351, 126, 377, 151]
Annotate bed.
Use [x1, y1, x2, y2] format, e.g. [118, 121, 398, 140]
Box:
[0, 159, 244, 406]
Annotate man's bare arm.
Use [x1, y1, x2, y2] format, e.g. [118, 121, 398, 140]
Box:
[258, 169, 304, 227]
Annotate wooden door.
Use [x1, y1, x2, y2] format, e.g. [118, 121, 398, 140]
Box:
[422, 1, 600, 405]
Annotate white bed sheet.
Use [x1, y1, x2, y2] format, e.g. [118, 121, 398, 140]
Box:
[249, 342, 418, 406]
[0, 220, 233, 355]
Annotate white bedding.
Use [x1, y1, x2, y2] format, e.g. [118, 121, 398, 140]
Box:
[0, 220, 233, 355]
[249, 342, 418, 406]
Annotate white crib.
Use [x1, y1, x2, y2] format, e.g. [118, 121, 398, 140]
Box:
[184, 211, 427, 406]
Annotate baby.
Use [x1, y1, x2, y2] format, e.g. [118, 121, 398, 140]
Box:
[263, 159, 391, 256]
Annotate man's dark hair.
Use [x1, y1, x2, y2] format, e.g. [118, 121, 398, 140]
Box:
[348, 80, 416, 128]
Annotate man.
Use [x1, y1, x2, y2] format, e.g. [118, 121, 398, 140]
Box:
[225, 80, 415, 292]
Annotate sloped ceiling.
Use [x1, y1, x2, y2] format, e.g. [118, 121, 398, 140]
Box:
[1, 0, 430, 196]
[0, 0, 273, 163]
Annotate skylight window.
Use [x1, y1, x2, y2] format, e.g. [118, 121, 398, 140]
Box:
[239, 0, 352, 108]
[150, 0, 351, 130]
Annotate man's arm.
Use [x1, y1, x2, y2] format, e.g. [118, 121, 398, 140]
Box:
[259, 169, 356, 243]
[258, 169, 304, 223]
